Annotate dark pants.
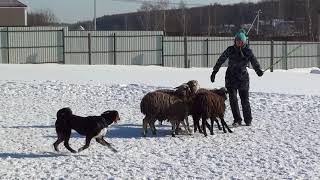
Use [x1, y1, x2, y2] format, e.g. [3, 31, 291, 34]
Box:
[227, 88, 252, 124]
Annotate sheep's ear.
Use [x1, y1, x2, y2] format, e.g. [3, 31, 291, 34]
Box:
[220, 87, 228, 94]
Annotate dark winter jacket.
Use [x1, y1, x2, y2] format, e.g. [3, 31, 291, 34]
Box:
[213, 45, 263, 90]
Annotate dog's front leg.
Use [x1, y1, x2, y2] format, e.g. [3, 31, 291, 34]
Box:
[96, 137, 117, 152]
[78, 136, 93, 152]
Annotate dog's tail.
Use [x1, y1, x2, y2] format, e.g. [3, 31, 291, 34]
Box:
[55, 107, 73, 131]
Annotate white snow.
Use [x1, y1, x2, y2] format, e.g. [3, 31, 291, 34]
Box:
[0, 64, 319, 179]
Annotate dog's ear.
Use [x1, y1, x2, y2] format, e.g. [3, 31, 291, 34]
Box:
[101, 110, 120, 122]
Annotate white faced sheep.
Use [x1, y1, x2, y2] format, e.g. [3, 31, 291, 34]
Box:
[140, 84, 193, 137]
[190, 87, 233, 136]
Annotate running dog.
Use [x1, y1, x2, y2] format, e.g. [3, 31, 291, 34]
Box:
[53, 107, 120, 153]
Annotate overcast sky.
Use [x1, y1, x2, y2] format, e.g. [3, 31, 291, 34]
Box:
[19, 0, 260, 23]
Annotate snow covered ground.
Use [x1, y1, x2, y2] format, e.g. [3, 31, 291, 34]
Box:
[0, 64, 319, 179]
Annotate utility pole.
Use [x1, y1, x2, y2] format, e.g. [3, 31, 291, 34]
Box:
[125, 15, 128, 30]
[94, 0, 97, 30]
[257, 9, 261, 35]
[208, 5, 212, 36]
[163, 10, 166, 35]
[247, 9, 262, 35]
[307, 0, 313, 40]
[183, 12, 186, 36]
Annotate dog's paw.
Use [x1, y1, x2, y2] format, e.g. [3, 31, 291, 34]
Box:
[77, 148, 83, 153]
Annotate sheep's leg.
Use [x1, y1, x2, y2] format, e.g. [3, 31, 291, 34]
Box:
[210, 118, 214, 135]
[192, 115, 201, 133]
[201, 118, 208, 137]
[142, 116, 149, 137]
[175, 121, 180, 135]
[150, 119, 157, 135]
[220, 117, 233, 133]
[214, 118, 222, 130]
[185, 116, 192, 133]
[170, 120, 177, 137]
[180, 119, 192, 135]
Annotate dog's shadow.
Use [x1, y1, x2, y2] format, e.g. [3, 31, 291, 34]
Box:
[4, 125, 54, 129]
[0, 152, 85, 159]
[44, 122, 175, 139]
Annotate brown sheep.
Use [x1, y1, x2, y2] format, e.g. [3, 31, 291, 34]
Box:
[155, 80, 200, 132]
[190, 87, 233, 136]
[192, 88, 223, 133]
[140, 84, 192, 137]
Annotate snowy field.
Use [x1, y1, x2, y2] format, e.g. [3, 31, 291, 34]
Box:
[0, 64, 319, 179]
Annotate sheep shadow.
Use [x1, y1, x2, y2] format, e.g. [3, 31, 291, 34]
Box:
[0, 152, 85, 159]
[107, 123, 173, 139]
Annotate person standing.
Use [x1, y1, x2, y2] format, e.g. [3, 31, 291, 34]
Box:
[210, 30, 264, 126]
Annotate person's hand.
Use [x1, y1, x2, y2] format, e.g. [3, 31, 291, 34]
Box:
[257, 69, 264, 77]
[210, 71, 216, 82]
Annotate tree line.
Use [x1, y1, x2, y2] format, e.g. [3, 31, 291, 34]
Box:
[26, 0, 320, 41]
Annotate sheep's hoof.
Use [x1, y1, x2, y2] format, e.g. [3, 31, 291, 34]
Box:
[142, 132, 147, 137]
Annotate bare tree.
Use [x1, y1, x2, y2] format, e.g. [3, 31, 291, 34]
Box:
[176, 0, 189, 36]
[138, 0, 169, 31]
[27, 9, 59, 26]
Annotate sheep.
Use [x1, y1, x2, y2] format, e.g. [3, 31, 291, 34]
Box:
[190, 87, 233, 136]
[155, 80, 200, 132]
[192, 88, 223, 133]
[140, 84, 193, 137]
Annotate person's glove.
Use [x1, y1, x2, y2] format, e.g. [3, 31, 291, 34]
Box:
[210, 71, 217, 82]
[257, 69, 264, 77]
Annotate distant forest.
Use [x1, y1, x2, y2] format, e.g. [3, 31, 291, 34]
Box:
[89, 0, 319, 41]
[27, 0, 320, 41]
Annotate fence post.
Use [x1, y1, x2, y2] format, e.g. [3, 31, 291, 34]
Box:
[6, 27, 9, 64]
[156, 35, 162, 66]
[270, 40, 274, 72]
[184, 36, 188, 68]
[282, 41, 288, 70]
[161, 35, 164, 66]
[317, 42, 320, 68]
[113, 33, 117, 65]
[206, 38, 209, 67]
[62, 29, 65, 64]
[88, 33, 92, 65]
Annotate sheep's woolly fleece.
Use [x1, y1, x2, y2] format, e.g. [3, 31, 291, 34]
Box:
[0, 64, 319, 179]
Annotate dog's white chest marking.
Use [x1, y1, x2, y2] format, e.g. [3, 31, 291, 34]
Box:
[94, 128, 108, 138]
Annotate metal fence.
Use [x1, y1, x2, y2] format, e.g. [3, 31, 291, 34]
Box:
[0, 26, 319, 70]
[0, 26, 64, 64]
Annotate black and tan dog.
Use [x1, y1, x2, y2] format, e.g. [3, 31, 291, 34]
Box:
[53, 107, 120, 153]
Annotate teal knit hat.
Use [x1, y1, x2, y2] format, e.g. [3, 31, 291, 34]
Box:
[235, 29, 247, 44]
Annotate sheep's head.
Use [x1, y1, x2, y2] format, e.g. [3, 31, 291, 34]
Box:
[186, 80, 200, 95]
[174, 84, 192, 100]
[213, 87, 228, 100]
